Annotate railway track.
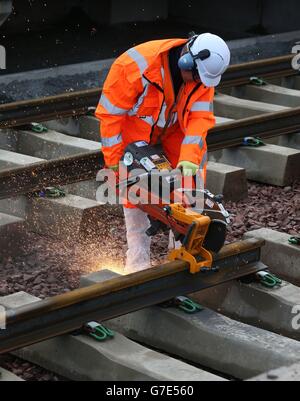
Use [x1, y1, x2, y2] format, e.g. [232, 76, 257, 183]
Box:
[0, 55, 299, 199]
[0, 54, 296, 129]
[0, 239, 264, 355]
[0, 106, 300, 200]
[0, 55, 299, 381]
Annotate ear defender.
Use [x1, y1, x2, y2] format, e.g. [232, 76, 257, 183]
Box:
[178, 37, 197, 71]
[178, 52, 195, 70]
[178, 35, 211, 72]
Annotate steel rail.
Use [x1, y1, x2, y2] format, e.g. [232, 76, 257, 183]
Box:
[0, 55, 298, 199]
[0, 89, 101, 129]
[208, 105, 300, 150]
[0, 239, 264, 355]
[0, 150, 103, 199]
[220, 54, 296, 88]
[1, 104, 300, 200]
[0, 55, 296, 129]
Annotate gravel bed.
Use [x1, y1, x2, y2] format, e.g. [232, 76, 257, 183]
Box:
[226, 181, 300, 242]
[1, 356, 66, 381]
[0, 180, 299, 380]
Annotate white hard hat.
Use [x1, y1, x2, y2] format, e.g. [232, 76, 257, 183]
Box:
[191, 33, 231, 87]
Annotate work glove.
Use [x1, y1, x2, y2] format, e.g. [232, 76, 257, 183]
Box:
[177, 161, 199, 177]
[108, 165, 119, 172]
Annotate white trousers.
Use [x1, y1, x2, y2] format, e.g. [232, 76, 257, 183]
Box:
[123, 208, 152, 274]
[168, 230, 182, 251]
[123, 208, 182, 274]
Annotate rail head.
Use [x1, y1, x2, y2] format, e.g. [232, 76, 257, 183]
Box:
[6, 238, 264, 325]
[0, 54, 296, 128]
[0, 238, 265, 355]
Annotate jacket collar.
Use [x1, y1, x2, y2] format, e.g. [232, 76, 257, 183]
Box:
[143, 39, 188, 89]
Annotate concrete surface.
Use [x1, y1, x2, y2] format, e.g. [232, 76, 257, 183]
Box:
[0, 291, 35, 309]
[0, 212, 26, 256]
[63, 180, 98, 201]
[0, 176, 115, 239]
[26, 195, 107, 241]
[228, 84, 300, 108]
[80, 270, 300, 380]
[193, 265, 300, 341]
[63, 180, 124, 217]
[0, 148, 42, 223]
[266, 133, 300, 150]
[0, 196, 28, 219]
[17, 334, 221, 382]
[0, 129, 18, 152]
[1, 292, 224, 382]
[0, 149, 43, 171]
[215, 116, 235, 124]
[268, 76, 294, 88]
[249, 363, 300, 381]
[0, 136, 120, 238]
[214, 93, 288, 120]
[0, 148, 43, 249]
[45, 116, 101, 143]
[210, 144, 300, 186]
[79, 116, 101, 142]
[0, 368, 23, 382]
[49, 115, 233, 143]
[292, 76, 300, 91]
[44, 118, 80, 138]
[244, 229, 300, 286]
[14, 130, 100, 160]
[206, 161, 248, 202]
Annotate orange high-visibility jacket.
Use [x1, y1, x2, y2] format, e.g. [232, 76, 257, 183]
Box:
[95, 39, 216, 170]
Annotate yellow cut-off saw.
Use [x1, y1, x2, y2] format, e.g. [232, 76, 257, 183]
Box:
[118, 141, 230, 274]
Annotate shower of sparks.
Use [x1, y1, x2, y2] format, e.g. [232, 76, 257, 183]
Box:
[95, 260, 125, 276]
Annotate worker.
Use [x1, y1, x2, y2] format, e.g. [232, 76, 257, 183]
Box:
[95, 33, 231, 274]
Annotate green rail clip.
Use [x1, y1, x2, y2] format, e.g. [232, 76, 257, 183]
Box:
[84, 322, 115, 342]
[174, 296, 204, 314]
[289, 237, 300, 246]
[87, 106, 97, 116]
[243, 137, 266, 147]
[257, 271, 282, 289]
[34, 187, 66, 199]
[250, 76, 268, 86]
[30, 123, 48, 133]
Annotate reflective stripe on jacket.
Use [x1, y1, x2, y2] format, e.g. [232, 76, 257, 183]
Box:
[95, 39, 216, 168]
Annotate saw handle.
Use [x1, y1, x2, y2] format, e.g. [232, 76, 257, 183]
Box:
[182, 222, 196, 248]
